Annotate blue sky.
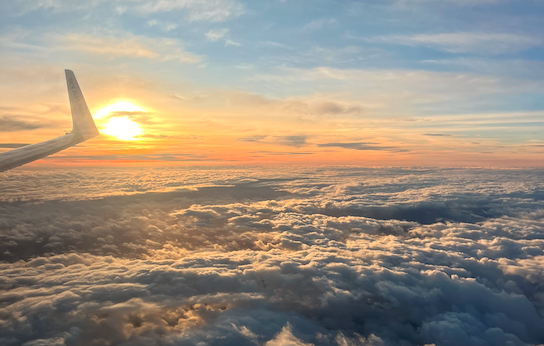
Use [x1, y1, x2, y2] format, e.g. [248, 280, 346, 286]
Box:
[1, 0, 543, 166]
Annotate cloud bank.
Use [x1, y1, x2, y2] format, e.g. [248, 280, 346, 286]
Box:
[0, 167, 543, 345]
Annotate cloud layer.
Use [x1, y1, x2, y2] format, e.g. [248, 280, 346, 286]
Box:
[0, 167, 543, 345]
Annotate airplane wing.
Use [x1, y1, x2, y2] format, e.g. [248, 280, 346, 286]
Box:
[0, 70, 99, 172]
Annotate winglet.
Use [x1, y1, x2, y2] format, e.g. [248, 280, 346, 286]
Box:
[65, 70, 99, 140]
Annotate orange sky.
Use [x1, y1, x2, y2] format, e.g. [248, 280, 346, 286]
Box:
[1, 75, 543, 168]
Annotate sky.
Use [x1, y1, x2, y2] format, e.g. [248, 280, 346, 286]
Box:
[1, 0, 544, 166]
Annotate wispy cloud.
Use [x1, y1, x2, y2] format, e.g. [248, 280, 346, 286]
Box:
[301, 18, 337, 33]
[393, 0, 505, 9]
[60, 33, 202, 63]
[365, 32, 542, 55]
[205, 28, 240, 46]
[257, 41, 293, 50]
[147, 20, 178, 32]
[224, 91, 365, 118]
[61, 34, 157, 59]
[134, 0, 244, 21]
[205, 28, 229, 42]
[11, 0, 244, 22]
[225, 39, 241, 47]
[251, 66, 544, 112]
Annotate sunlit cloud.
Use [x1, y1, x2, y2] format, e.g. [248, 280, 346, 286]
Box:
[95, 101, 146, 119]
[60, 33, 202, 63]
[1, 168, 543, 344]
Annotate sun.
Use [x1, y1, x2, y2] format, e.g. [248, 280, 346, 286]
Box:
[102, 117, 142, 141]
[96, 101, 145, 141]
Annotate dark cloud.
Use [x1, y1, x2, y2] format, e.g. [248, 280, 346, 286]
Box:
[239, 135, 308, 147]
[105, 111, 157, 125]
[318, 142, 395, 151]
[0, 168, 543, 346]
[424, 133, 452, 137]
[275, 135, 308, 147]
[312, 101, 363, 115]
[0, 115, 44, 132]
[239, 135, 268, 143]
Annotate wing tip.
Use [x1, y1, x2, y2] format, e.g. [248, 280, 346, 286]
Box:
[65, 69, 99, 141]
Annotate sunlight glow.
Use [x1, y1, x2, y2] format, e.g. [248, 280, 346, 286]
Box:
[102, 117, 142, 140]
